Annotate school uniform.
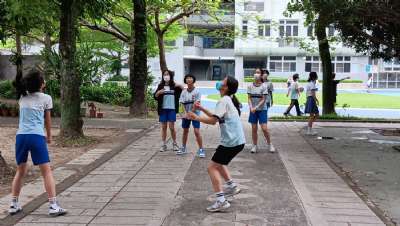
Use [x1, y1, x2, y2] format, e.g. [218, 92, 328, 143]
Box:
[284, 81, 302, 116]
[16, 92, 52, 166]
[212, 96, 246, 165]
[304, 81, 319, 114]
[179, 87, 201, 129]
[153, 84, 182, 123]
[248, 83, 268, 124]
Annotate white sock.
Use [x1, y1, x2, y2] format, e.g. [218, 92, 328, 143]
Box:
[11, 196, 18, 205]
[216, 192, 225, 203]
[226, 179, 236, 188]
[49, 197, 58, 207]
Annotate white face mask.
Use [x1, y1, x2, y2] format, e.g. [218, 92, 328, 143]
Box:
[254, 73, 261, 80]
[163, 75, 170, 82]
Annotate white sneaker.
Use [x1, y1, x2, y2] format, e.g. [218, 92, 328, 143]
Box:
[8, 203, 22, 215]
[268, 144, 276, 153]
[206, 200, 231, 212]
[49, 204, 67, 216]
[160, 144, 168, 152]
[250, 145, 257, 153]
[173, 143, 180, 152]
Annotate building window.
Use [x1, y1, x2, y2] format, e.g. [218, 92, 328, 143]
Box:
[258, 20, 271, 37]
[335, 56, 351, 73]
[242, 20, 248, 37]
[305, 56, 322, 72]
[243, 58, 268, 77]
[306, 56, 351, 73]
[244, 2, 264, 12]
[269, 56, 296, 72]
[383, 58, 400, 72]
[279, 20, 299, 37]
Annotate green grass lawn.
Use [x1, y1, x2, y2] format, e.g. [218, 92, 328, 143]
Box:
[207, 93, 400, 109]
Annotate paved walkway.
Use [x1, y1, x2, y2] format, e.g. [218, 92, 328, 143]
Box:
[9, 120, 388, 225]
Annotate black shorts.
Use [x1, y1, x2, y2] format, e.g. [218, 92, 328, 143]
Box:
[211, 144, 245, 165]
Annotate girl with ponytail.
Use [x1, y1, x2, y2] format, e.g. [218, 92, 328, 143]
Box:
[187, 76, 245, 213]
[9, 70, 67, 216]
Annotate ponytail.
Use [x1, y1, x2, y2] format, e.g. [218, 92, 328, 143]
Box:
[231, 94, 241, 116]
[12, 70, 27, 99]
[225, 76, 241, 116]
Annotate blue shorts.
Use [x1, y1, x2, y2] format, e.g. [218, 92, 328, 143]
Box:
[15, 134, 50, 166]
[249, 110, 268, 124]
[159, 109, 176, 123]
[182, 118, 200, 129]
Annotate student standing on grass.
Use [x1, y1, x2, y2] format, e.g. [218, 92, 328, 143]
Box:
[187, 76, 245, 212]
[9, 70, 67, 216]
[177, 74, 205, 158]
[284, 74, 303, 116]
[154, 70, 183, 152]
[304, 72, 320, 135]
[366, 75, 373, 93]
[332, 73, 350, 104]
[248, 68, 275, 153]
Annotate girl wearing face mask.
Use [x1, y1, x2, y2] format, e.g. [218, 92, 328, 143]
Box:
[187, 76, 245, 212]
[154, 70, 183, 152]
[248, 68, 275, 153]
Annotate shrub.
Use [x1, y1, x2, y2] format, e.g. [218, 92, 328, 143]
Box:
[81, 83, 131, 106]
[0, 80, 16, 99]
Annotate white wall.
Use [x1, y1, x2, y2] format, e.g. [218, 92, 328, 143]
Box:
[148, 38, 185, 84]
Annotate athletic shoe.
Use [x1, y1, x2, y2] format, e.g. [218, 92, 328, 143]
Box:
[173, 143, 180, 152]
[268, 144, 276, 153]
[250, 145, 257, 153]
[197, 149, 206, 158]
[224, 186, 241, 197]
[176, 146, 188, 155]
[49, 205, 67, 217]
[206, 200, 231, 212]
[160, 144, 168, 152]
[8, 203, 22, 215]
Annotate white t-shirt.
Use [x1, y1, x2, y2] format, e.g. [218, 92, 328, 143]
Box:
[247, 83, 267, 111]
[17, 92, 53, 136]
[290, 81, 299, 100]
[213, 96, 246, 147]
[306, 81, 318, 97]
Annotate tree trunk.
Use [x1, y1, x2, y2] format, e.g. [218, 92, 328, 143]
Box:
[315, 16, 335, 115]
[157, 33, 168, 72]
[44, 31, 52, 80]
[15, 31, 23, 78]
[59, 0, 83, 139]
[129, 0, 147, 116]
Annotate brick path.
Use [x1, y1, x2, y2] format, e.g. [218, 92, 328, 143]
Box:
[10, 121, 388, 226]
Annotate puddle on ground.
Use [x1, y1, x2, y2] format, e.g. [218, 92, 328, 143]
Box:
[368, 139, 400, 145]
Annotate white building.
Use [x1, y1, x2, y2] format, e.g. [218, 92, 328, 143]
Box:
[149, 0, 400, 89]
